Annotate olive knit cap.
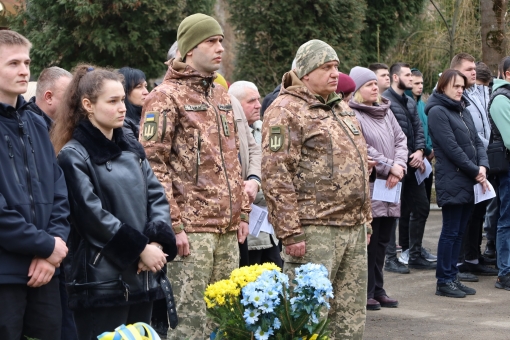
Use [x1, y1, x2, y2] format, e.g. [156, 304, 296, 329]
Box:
[294, 39, 339, 79]
[177, 13, 224, 57]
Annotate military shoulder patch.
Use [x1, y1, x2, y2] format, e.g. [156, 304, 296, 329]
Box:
[218, 104, 233, 111]
[269, 125, 285, 152]
[184, 104, 208, 111]
[142, 111, 160, 141]
[343, 117, 360, 135]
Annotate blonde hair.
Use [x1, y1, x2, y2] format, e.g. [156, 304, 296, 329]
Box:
[0, 30, 31, 50]
[353, 90, 382, 105]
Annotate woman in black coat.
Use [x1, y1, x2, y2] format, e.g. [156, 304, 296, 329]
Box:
[425, 69, 489, 298]
[51, 65, 177, 339]
[118, 67, 149, 140]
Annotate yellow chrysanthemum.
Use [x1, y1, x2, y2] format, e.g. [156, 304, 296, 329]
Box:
[230, 263, 281, 288]
[204, 279, 240, 308]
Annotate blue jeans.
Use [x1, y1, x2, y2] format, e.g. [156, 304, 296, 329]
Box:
[497, 167, 510, 276]
[436, 203, 474, 284]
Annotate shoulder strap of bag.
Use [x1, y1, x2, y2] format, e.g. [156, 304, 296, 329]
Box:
[487, 85, 510, 145]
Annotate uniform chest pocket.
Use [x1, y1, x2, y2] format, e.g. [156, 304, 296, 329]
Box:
[300, 127, 333, 179]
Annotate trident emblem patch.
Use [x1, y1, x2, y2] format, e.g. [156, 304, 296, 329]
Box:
[142, 111, 160, 141]
[269, 126, 284, 152]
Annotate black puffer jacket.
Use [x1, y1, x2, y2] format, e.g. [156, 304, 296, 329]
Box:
[57, 121, 177, 310]
[383, 87, 425, 158]
[0, 95, 70, 284]
[425, 92, 489, 206]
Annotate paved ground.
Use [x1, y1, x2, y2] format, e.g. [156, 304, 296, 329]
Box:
[364, 210, 510, 340]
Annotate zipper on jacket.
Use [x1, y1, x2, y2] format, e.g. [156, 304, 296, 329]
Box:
[27, 135, 39, 181]
[459, 111, 477, 160]
[196, 131, 201, 185]
[92, 251, 102, 265]
[205, 88, 233, 231]
[15, 112, 36, 223]
[161, 111, 167, 143]
[146, 271, 149, 291]
[331, 108, 367, 220]
[5, 135, 20, 184]
[328, 132, 334, 178]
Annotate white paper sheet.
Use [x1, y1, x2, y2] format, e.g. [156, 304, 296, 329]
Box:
[415, 158, 433, 185]
[372, 179, 402, 204]
[474, 182, 496, 204]
[248, 204, 275, 237]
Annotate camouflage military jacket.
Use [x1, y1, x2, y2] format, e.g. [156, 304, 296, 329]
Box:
[140, 59, 250, 233]
[261, 71, 372, 245]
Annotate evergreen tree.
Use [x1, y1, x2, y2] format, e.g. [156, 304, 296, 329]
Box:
[361, 0, 426, 65]
[7, 0, 215, 79]
[226, 0, 366, 95]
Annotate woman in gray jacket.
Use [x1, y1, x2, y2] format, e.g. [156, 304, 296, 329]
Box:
[349, 67, 408, 311]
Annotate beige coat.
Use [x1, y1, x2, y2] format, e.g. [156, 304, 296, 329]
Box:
[231, 96, 278, 250]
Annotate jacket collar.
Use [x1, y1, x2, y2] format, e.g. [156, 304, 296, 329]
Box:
[72, 120, 146, 164]
[162, 58, 218, 95]
[387, 87, 408, 106]
[348, 96, 391, 119]
[0, 95, 29, 119]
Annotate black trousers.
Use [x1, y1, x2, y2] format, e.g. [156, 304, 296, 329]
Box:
[485, 176, 500, 242]
[368, 217, 395, 299]
[59, 270, 78, 340]
[248, 238, 283, 269]
[424, 171, 434, 203]
[239, 238, 250, 267]
[74, 301, 152, 340]
[399, 168, 431, 260]
[0, 277, 62, 340]
[458, 199, 489, 262]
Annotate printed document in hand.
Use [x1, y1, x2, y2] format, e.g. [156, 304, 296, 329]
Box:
[372, 179, 402, 204]
[415, 158, 433, 185]
[474, 182, 496, 204]
[249, 204, 275, 238]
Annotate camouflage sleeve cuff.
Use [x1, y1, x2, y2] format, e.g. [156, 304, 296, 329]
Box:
[240, 213, 249, 224]
[172, 223, 185, 234]
[365, 223, 373, 235]
[282, 233, 306, 246]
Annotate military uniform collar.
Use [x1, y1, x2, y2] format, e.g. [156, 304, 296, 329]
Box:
[163, 58, 217, 93]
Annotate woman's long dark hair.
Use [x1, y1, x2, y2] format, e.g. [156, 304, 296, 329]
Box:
[118, 67, 146, 121]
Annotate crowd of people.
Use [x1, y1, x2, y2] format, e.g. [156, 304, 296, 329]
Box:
[1, 11, 509, 340]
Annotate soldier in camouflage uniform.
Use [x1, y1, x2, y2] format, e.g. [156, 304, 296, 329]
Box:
[261, 40, 372, 340]
[139, 14, 251, 339]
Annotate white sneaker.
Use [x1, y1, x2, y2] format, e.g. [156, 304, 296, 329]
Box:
[398, 249, 409, 265]
[422, 247, 437, 262]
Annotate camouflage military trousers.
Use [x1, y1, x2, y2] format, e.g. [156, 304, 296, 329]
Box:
[167, 231, 239, 340]
[283, 224, 367, 340]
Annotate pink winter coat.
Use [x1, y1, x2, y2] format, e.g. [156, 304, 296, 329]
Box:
[349, 97, 408, 218]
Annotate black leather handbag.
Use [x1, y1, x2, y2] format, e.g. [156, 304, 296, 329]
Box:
[487, 134, 509, 175]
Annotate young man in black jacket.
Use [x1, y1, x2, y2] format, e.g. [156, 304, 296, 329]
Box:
[0, 30, 70, 340]
[383, 63, 436, 271]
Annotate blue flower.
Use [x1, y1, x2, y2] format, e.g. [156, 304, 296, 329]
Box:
[248, 290, 266, 307]
[243, 308, 260, 325]
[273, 317, 281, 330]
[254, 326, 274, 340]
